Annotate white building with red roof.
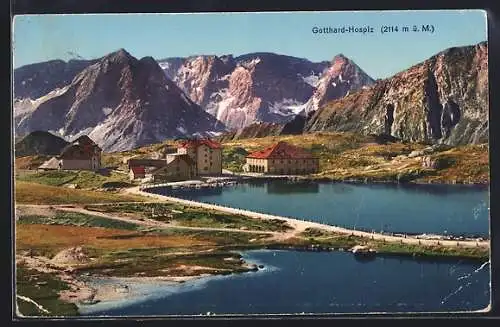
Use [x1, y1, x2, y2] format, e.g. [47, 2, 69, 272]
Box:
[176, 138, 223, 175]
[243, 141, 319, 175]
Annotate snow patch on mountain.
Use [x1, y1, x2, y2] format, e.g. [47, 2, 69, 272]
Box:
[13, 99, 36, 117]
[300, 74, 321, 87]
[102, 107, 113, 115]
[268, 98, 307, 116]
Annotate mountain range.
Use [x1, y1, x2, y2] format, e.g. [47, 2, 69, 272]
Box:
[157, 52, 374, 129]
[305, 41, 488, 145]
[13, 41, 488, 152]
[14, 49, 225, 152]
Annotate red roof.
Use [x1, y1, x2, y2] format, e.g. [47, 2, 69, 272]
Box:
[178, 139, 222, 149]
[247, 141, 316, 159]
[131, 166, 146, 175]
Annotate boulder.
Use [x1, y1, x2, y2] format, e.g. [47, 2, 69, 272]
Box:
[51, 247, 90, 265]
[421, 156, 454, 169]
[408, 150, 426, 158]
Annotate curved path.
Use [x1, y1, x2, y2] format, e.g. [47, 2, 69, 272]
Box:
[124, 186, 489, 249]
[16, 204, 280, 237]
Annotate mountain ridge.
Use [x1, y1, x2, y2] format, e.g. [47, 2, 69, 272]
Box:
[13, 42, 488, 150]
[304, 41, 488, 145]
[15, 49, 226, 152]
[158, 52, 371, 130]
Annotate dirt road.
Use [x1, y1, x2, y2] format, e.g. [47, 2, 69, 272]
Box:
[124, 186, 489, 249]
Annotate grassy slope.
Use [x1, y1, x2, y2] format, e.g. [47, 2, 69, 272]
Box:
[15, 217, 268, 316]
[16, 132, 489, 185]
[15, 206, 488, 316]
[15, 181, 148, 204]
[298, 228, 488, 260]
[220, 132, 489, 184]
[15, 155, 52, 170]
[83, 203, 293, 232]
[16, 170, 133, 189]
[414, 145, 489, 184]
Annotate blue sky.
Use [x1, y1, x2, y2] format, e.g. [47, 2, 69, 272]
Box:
[12, 10, 487, 79]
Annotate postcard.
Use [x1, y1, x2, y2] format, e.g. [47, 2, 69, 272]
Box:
[12, 10, 490, 318]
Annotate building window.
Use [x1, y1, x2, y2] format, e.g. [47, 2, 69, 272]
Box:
[272, 160, 275, 164]
[204, 167, 208, 171]
[288, 160, 291, 164]
[280, 160, 283, 164]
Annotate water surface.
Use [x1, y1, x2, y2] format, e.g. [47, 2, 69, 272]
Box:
[80, 250, 490, 316]
[148, 181, 489, 237]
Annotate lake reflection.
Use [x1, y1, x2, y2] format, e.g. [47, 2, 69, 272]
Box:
[148, 181, 490, 237]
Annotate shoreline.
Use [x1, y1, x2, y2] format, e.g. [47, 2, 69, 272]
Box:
[139, 175, 489, 194]
[62, 249, 489, 315]
[76, 275, 211, 306]
[67, 264, 266, 314]
[216, 172, 489, 186]
[127, 185, 489, 249]
[142, 172, 489, 187]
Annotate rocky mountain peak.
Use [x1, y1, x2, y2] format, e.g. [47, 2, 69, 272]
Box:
[163, 52, 336, 130]
[105, 48, 135, 62]
[305, 42, 488, 146]
[303, 54, 375, 114]
[15, 50, 226, 152]
[332, 53, 348, 62]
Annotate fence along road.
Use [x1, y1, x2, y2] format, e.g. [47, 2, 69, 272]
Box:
[126, 186, 489, 249]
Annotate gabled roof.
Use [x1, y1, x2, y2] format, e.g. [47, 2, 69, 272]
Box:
[59, 135, 101, 159]
[246, 141, 316, 159]
[72, 135, 96, 146]
[178, 138, 222, 149]
[130, 166, 146, 175]
[38, 157, 61, 170]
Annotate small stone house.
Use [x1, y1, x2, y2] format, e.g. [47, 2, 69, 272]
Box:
[38, 135, 102, 171]
[177, 139, 223, 175]
[243, 141, 319, 175]
[150, 154, 196, 182]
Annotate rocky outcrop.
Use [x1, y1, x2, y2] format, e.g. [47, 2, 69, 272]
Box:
[157, 57, 185, 80]
[218, 112, 312, 141]
[162, 53, 333, 130]
[173, 55, 236, 116]
[421, 156, 453, 169]
[219, 122, 285, 141]
[302, 54, 375, 114]
[305, 42, 488, 145]
[15, 49, 226, 152]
